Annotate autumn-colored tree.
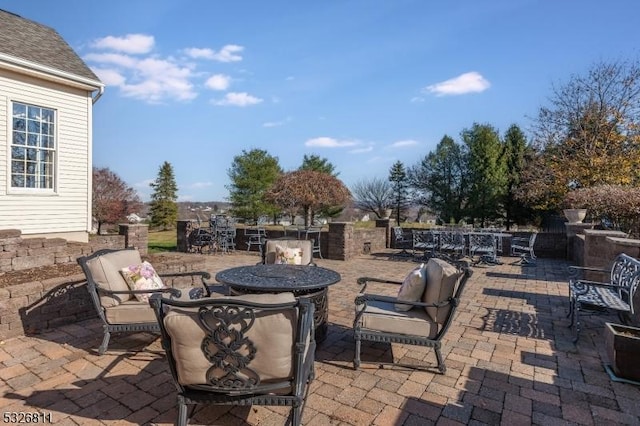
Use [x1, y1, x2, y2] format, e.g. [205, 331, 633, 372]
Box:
[92, 167, 141, 234]
[266, 170, 351, 227]
[520, 59, 640, 210]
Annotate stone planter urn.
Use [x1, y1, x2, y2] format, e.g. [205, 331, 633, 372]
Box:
[563, 208, 587, 223]
[604, 322, 640, 381]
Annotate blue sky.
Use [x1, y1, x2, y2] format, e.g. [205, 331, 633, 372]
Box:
[5, 1, 639, 202]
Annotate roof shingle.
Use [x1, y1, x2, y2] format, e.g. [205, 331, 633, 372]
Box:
[0, 9, 100, 83]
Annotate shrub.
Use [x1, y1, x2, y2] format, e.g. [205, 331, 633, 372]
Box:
[563, 185, 640, 236]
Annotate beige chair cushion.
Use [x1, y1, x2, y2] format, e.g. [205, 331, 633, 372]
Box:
[264, 240, 312, 265]
[422, 258, 463, 324]
[85, 250, 142, 307]
[356, 300, 438, 338]
[163, 292, 297, 387]
[105, 300, 158, 324]
[395, 263, 427, 311]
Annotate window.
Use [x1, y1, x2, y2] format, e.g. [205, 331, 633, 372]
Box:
[11, 102, 56, 190]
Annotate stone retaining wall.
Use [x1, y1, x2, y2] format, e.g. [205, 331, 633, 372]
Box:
[0, 224, 148, 273]
[0, 252, 209, 341]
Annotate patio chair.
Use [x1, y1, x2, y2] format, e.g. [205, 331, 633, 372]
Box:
[510, 232, 537, 265]
[261, 239, 315, 266]
[244, 226, 266, 254]
[567, 253, 640, 342]
[353, 257, 471, 373]
[302, 226, 323, 259]
[149, 292, 315, 426]
[392, 226, 412, 257]
[77, 247, 213, 355]
[412, 230, 438, 259]
[468, 232, 498, 265]
[439, 230, 465, 258]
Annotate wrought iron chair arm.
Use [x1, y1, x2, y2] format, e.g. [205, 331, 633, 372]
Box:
[98, 286, 182, 298]
[567, 265, 610, 278]
[356, 277, 403, 293]
[569, 279, 632, 297]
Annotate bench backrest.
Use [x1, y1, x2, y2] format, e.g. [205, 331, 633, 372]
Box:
[610, 253, 640, 312]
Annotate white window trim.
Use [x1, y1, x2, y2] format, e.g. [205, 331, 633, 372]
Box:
[7, 100, 58, 195]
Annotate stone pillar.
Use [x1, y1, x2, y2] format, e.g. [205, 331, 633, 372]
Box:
[565, 222, 595, 262]
[582, 229, 628, 281]
[375, 218, 392, 248]
[327, 222, 354, 260]
[119, 224, 149, 255]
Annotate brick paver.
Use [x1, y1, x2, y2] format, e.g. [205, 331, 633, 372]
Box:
[2, 250, 640, 425]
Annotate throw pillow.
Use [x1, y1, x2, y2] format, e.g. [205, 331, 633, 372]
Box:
[275, 245, 303, 265]
[120, 261, 166, 303]
[395, 263, 427, 311]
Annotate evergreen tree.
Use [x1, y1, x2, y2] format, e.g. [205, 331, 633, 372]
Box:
[149, 161, 178, 230]
[502, 124, 532, 229]
[410, 135, 468, 224]
[388, 161, 411, 223]
[462, 123, 507, 227]
[299, 154, 338, 176]
[227, 149, 282, 222]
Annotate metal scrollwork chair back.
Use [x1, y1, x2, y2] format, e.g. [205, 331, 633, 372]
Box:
[150, 292, 316, 426]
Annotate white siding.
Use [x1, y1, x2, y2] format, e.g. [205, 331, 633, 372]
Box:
[0, 68, 93, 239]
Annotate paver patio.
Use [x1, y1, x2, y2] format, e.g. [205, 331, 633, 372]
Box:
[1, 250, 639, 425]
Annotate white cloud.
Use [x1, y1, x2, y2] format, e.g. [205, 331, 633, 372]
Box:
[84, 52, 138, 68]
[423, 71, 490, 96]
[187, 181, 213, 189]
[205, 74, 231, 91]
[93, 68, 126, 86]
[184, 44, 244, 62]
[214, 92, 263, 107]
[389, 139, 419, 148]
[349, 146, 374, 154]
[263, 116, 292, 127]
[91, 34, 155, 54]
[305, 137, 359, 148]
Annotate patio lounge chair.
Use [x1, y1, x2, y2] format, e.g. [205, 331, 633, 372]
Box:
[149, 292, 316, 426]
[77, 247, 213, 355]
[353, 257, 471, 373]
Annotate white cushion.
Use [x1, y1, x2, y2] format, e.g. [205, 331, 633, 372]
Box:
[120, 261, 166, 303]
[395, 263, 427, 311]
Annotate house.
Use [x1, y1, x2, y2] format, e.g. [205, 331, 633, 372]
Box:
[0, 9, 104, 242]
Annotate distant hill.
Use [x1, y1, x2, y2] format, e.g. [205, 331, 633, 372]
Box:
[140, 201, 231, 221]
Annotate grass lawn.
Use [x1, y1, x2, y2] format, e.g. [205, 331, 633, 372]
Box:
[148, 230, 177, 253]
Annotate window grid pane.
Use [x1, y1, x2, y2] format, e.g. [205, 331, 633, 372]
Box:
[10, 102, 56, 189]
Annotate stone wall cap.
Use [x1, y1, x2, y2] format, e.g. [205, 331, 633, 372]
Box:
[583, 229, 628, 237]
[606, 236, 640, 247]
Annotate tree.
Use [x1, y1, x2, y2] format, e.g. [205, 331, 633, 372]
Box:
[409, 135, 468, 224]
[266, 170, 351, 227]
[149, 161, 178, 230]
[299, 154, 342, 220]
[92, 167, 141, 234]
[521, 59, 640, 209]
[351, 177, 393, 219]
[388, 161, 411, 223]
[227, 149, 283, 222]
[502, 124, 533, 229]
[299, 154, 338, 176]
[462, 123, 507, 227]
